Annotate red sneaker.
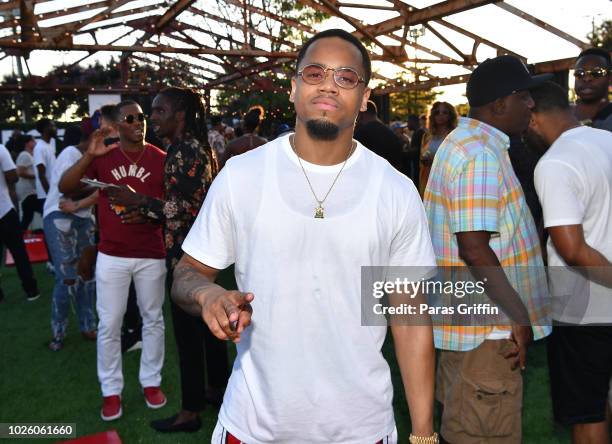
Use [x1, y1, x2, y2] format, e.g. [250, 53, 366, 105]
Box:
[143, 386, 167, 409]
[101, 395, 122, 421]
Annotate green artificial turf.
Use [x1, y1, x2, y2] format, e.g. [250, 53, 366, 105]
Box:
[0, 263, 570, 443]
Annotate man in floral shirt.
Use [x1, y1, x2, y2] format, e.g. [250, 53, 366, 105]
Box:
[108, 87, 230, 433]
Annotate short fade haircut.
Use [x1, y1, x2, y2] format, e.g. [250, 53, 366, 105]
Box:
[112, 100, 139, 121]
[63, 125, 83, 146]
[244, 108, 261, 132]
[35, 118, 53, 134]
[100, 104, 116, 123]
[530, 81, 570, 113]
[16, 134, 34, 151]
[296, 28, 371, 84]
[576, 47, 611, 68]
[210, 115, 222, 126]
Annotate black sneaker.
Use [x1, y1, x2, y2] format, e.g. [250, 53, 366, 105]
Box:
[150, 414, 202, 433]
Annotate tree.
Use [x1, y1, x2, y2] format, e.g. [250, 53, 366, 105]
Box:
[0, 55, 206, 123]
[0, 59, 123, 122]
[587, 19, 612, 51]
[214, 69, 296, 136]
[388, 71, 441, 120]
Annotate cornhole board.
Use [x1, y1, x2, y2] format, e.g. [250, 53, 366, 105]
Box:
[4, 232, 49, 265]
[60, 430, 122, 444]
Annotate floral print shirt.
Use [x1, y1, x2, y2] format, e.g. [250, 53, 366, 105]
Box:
[143, 137, 218, 268]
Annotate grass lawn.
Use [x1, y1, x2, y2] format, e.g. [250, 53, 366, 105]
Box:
[0, 263, 570, 443]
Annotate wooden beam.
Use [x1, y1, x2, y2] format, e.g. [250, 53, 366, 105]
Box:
[380, 0, 520, 62]
[0, 0, 111, 31]
[130, 53, 215, 82]
[408, 58, 473, 65]
[432, 18, 524, 61]
[18, 0, 40, 44]
[0, 84, 157, 94]
[337, 3, 396, 10]
[532, 57, 575, 74]
[373, 56, 581, 94]
[495, 2, 588, 49]
[68, 27, 138, 68]
[71, 14, 162, 39]
[186, 7, 295, 50]
[204, 58, 292, 87]
[386, 31, 464, 64]
[163, 31, 294, 88]
[173, 17, 296, 50]
[12, 4, 164, 44]
[423, 22, 467, 61]
[154, 32, 230, 75]
[161, 20, 277, 74]
[51, 0, 135, 35]
[155, 0, 195, 31]
[121, 0, 196, 61]
[300, 0, 400, 60]
[373, 73, 470, 95]
[224, 0, 315, 34]
[0, 1, 19, 12]
[358, 0, 497, 38]
[0, 40, 297, 58]
[0, 82, 270, 94]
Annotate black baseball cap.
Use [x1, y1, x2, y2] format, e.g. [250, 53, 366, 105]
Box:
[466, 55, 553, 107]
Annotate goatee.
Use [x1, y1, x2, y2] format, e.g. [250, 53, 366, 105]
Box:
[306, 119, 340, 141]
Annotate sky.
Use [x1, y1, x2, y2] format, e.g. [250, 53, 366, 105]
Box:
[0, 0, 609, 109]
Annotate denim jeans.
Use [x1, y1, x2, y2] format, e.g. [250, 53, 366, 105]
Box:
[43, 211, 96, 339]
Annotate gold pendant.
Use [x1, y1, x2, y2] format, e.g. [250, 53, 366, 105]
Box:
[314, 205, 324, 219]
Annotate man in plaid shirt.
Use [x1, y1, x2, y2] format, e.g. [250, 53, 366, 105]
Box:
[423, 56, 552, 443]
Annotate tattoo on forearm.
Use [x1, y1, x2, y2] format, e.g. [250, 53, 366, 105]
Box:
[172, 262, 214, 315]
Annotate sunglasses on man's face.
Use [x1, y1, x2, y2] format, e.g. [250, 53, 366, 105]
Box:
[433, 109, 450, 115]
[122, 113, 146, 124]
[297, 64, 365, 89]
[573, 67, 610, 79]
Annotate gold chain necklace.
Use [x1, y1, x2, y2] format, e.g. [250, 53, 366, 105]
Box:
[290, 134, 356, 219]
[119, 146, 146, 166]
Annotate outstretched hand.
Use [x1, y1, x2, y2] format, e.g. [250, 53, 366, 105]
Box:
[199, 289, 255, 343]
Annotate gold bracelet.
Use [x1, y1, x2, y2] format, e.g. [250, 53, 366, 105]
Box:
[409, 432, 439, 444]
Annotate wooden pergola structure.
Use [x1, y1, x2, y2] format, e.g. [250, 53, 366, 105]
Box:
[0, 0, 591, 99]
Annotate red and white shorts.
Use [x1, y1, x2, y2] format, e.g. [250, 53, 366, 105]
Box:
[211, 421, 398, 444]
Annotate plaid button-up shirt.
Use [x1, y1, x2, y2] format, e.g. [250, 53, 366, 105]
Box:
[424, 117, 551, 351]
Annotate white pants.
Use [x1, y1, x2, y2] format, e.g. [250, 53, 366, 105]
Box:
[96, 252, 166, 396]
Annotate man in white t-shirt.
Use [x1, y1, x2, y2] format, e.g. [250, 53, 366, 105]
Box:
[15, 134, 41, 230]
[0, 144, 40, 302]
[33, 118, 57, 205]
[43, 125, 98, 351]
[528, 81, 612, 444]
[172, 29, 439, 444]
